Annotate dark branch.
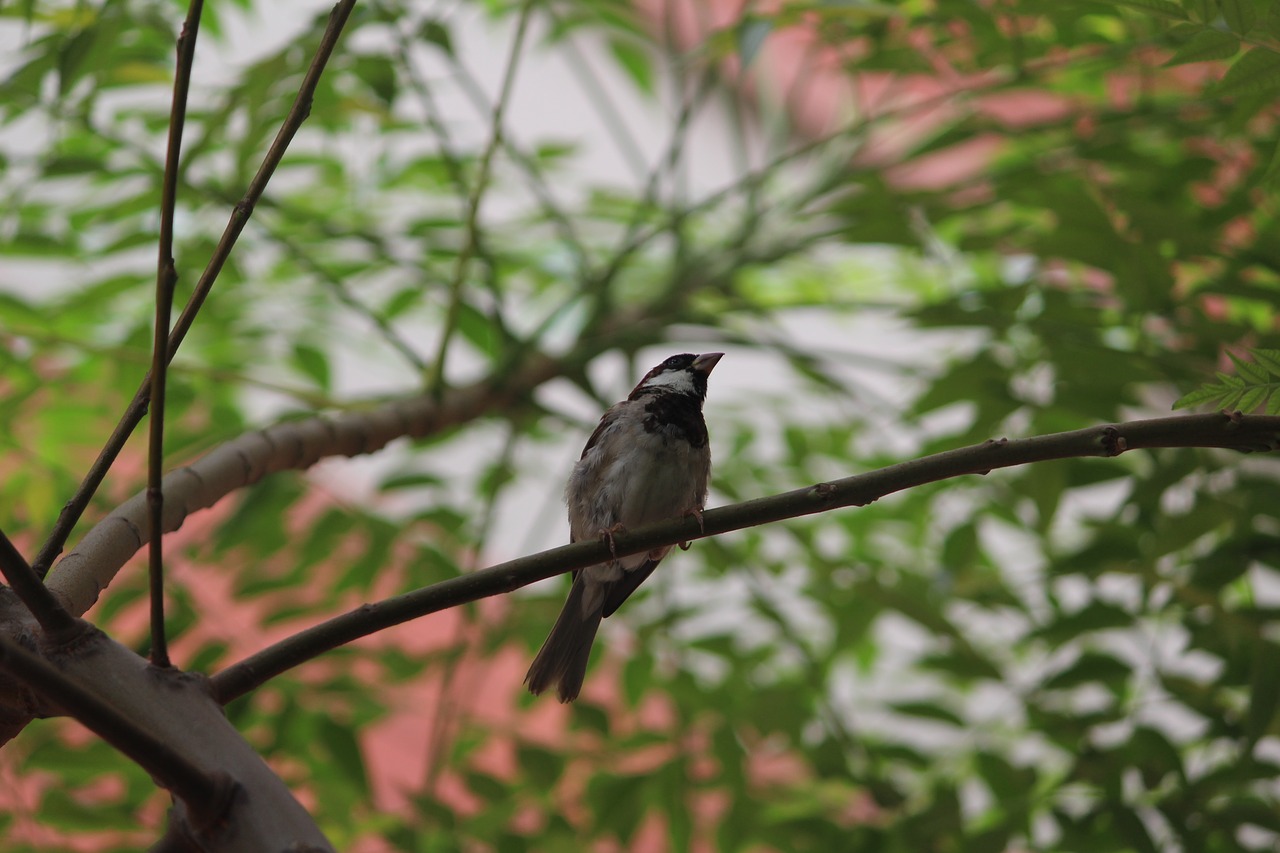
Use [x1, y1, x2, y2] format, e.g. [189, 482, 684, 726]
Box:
[428, 0, 536, 397]
[0, 530, 75, 636]
[147, 0, 206, 670]
[208, 411, 1280, 703]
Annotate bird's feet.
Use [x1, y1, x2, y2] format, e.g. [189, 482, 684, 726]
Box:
[599, 523, 627, 559]
[678, 507, 705, 551]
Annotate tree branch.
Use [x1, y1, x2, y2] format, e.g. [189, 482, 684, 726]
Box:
[0, 632, 231, 828]
[0, 530, 75, 637]
[428, 0, 536, 397]
[147, 0, 205, 671]
[33, 0, 359, 579]
[208, 412, 1280, 703]
[45, 352, 568, 617]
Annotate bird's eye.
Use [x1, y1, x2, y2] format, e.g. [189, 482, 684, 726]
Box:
[665, 356, 683, 368]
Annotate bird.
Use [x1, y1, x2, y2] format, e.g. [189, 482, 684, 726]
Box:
[525, 351, 724, 702]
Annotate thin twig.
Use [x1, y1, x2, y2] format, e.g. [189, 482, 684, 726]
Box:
[0, 634, 230, 826]
[436, 38, 590, 275]
[390, 15, 475, 205]
[5, 319, 336, 408]
[0, 530, 75, 636]
[208, 412, 1280, 703]
[147, 0, 204, 670]
[32, 0, 359, 578]
[429, 0, 537, 397]
[585, 65, 719, 303]
[261, 217, 429, 374]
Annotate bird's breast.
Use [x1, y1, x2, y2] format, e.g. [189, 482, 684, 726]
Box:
[566, 410, 709, 559]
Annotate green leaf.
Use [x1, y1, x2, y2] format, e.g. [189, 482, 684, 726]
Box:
[378, 471, 444, 491]
[1247, 639, 1280, 741]
[587, 773, 646, 841]
[571, 701, 611, 736]
[607, 37, 653, 94]
[1110, 0, 1189, 19]
[517, 744, 563, 788]
[317, 716, 370, 796]
[1237, 384, 1269, 412]
[1164, 28, 1239, 65]
[1221, 0, 1258, 34]
[737, 17, 773, 69]
[1229, 351, 1271, 383]
[1032, 601, 1134, 644]
[353, 54, 396, 106]
[1184, 0, 1216, 21]
[889, 700, 965, 726]
[292, 342, 331, 391]
[919, 649, 1004, 682]
[454, 302, 499, 358]
[975, 750, 1036, 802]
[1172, 384, 1230, 410]
[419, 19, 454, 56]
[382, 286, 422, 319]
[1043, 651, 1131, 690]
[1217, 47, 1280, 96]
[1250, 348, 1280, 374]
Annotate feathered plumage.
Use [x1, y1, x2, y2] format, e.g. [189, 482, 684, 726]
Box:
[525, 352, 723, 702]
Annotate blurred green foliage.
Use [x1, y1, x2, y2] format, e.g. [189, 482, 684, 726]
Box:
[2, 0, 1280, 849]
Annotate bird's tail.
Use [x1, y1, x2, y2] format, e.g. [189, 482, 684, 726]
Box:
[525, 576, 603, 703]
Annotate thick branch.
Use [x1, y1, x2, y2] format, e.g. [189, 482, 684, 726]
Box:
[1, 627, 333, 849]
[0, 631, 230, 828]
[208, 411, 1279, 703]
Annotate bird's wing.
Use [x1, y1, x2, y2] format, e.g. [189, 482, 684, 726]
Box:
[579, 403, 625, 459]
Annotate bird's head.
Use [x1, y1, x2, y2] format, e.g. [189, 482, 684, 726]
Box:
[629, 352, 724, 400]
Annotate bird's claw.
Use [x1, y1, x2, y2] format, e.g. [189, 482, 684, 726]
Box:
[600, 523, 626, 560]
[678, 508, 705, 550]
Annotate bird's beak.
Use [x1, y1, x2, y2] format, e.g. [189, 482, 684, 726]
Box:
[692, 352, 724, 375]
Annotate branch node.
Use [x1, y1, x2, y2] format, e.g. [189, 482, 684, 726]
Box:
[1101, 426, 1127, 457]
[809, 482, 836, 503]
[116, 515, 145, 549]
[984, 437, 1008, 448]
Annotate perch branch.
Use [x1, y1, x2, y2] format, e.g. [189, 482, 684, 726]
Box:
[207, 412, 1280, 702]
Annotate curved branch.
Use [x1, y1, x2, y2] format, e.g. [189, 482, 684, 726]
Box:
[46, 353, 566, 617]
[208, 411, 1279, 703]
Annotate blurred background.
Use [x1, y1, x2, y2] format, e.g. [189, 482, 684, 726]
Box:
[2, 0, 1279, 850]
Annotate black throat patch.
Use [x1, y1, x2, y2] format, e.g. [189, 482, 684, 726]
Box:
[640, 391, 708, 448]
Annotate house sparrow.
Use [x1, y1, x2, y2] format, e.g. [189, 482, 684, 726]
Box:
[525, 351, 723, 702]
